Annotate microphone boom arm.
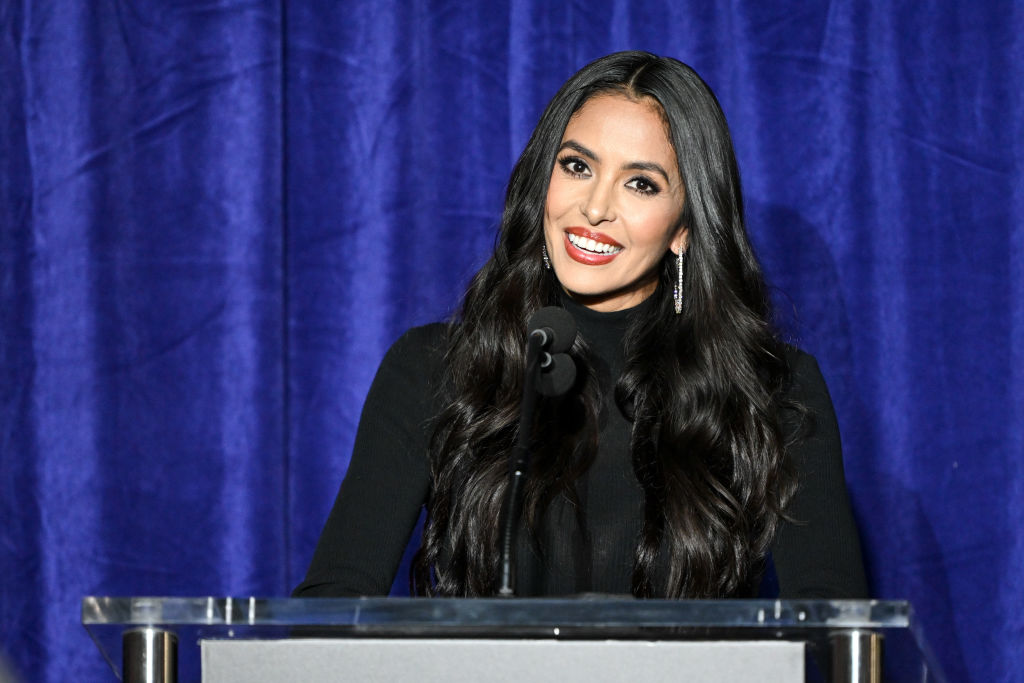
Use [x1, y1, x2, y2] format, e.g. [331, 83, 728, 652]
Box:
[497, 330, 544, 597]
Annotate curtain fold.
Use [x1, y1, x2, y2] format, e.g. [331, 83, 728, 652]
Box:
[2, 2, 286, 680]
[1, 2, 1021, 681]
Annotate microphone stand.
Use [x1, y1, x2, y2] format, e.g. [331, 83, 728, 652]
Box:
[497, 330, 544, 597]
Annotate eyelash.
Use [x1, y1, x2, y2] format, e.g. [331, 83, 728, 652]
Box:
[558, 155, 590, 179]
[626, 176, 660, 196]
[556, 155, 662, 197]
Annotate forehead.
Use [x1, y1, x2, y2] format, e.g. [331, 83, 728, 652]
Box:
[562, 94, 677, 167]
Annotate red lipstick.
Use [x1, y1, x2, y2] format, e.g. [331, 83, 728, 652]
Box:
[562, 227, 623, 265]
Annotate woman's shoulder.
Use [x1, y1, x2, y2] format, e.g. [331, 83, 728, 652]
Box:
[780, 343, 818, 372]
[387, 321, 450, 356]
[779, 345, 832, 404]
[776, 345, 842, 463]
[375, 322, 451, 387]
[363, 322, 451, 427]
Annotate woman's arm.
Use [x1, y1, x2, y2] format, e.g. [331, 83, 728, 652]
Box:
[770, 351, 870, 599]
[292, 324, 447, 596]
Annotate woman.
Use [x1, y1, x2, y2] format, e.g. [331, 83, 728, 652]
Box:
[295, 52, 868, 599]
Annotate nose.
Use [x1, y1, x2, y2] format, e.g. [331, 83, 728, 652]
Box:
[580, 180, 616, 225]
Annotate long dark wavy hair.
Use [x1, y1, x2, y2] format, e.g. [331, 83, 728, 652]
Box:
[412, 51, 798, 598]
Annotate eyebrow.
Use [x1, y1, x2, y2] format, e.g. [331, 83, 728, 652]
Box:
[558, 140, 672, 184]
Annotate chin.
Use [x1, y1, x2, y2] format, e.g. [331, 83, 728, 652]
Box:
[554, 276, 612, 299]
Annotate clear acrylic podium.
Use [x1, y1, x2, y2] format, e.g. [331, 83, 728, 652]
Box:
[82, 597, 945, 683]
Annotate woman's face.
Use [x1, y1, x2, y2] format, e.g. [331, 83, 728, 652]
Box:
[543, 93, 687, 312]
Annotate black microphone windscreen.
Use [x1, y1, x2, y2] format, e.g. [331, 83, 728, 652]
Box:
[527, 307, 577, 353]
[537, 353, 577, 396]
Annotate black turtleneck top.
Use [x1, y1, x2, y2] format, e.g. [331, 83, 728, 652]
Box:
[295, 300, 868, 599]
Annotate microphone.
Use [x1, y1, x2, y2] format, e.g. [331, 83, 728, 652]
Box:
[527, 307, 576, 353]
[538, 353, 576, 396]
[527, 307, 577, 397]
[497, 307, 578, 597]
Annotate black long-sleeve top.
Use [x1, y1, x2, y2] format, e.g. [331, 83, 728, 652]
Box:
[295, 299, 868, 599]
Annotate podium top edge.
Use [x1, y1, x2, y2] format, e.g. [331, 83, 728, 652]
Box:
[81, 596, 912, 629]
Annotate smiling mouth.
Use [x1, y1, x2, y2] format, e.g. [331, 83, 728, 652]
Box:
[567, 233, 623, 254]
[565, 228, 623, 254]
[561, 228, 623, 266]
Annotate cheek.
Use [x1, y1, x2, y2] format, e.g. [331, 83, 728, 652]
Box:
[544, 176, 573, 220]
[629, 207, 680, 251]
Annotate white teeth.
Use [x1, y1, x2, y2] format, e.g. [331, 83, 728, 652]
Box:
[567, 233, 621, 254]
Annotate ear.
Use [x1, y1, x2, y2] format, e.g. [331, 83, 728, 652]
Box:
[670, 227, 689, 255]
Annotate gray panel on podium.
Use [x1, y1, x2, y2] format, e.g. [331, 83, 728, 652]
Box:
[201, 638, 804, 683]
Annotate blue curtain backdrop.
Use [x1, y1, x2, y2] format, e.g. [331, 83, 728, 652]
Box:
[1, 1, 1021, 681]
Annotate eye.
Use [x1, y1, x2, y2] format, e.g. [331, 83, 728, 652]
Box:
[626, 176, 660, 196]
[558, 156, 591, 178]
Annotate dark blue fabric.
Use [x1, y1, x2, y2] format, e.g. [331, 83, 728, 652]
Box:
[1, 2, 1021, 681]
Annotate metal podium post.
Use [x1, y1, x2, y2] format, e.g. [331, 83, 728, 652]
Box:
[830, 629, 883, 683]
[123, 627, 177, 683]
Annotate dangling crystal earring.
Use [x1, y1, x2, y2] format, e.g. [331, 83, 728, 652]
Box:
[542, 244, 551, 270]
[673, 249, 684, 314]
